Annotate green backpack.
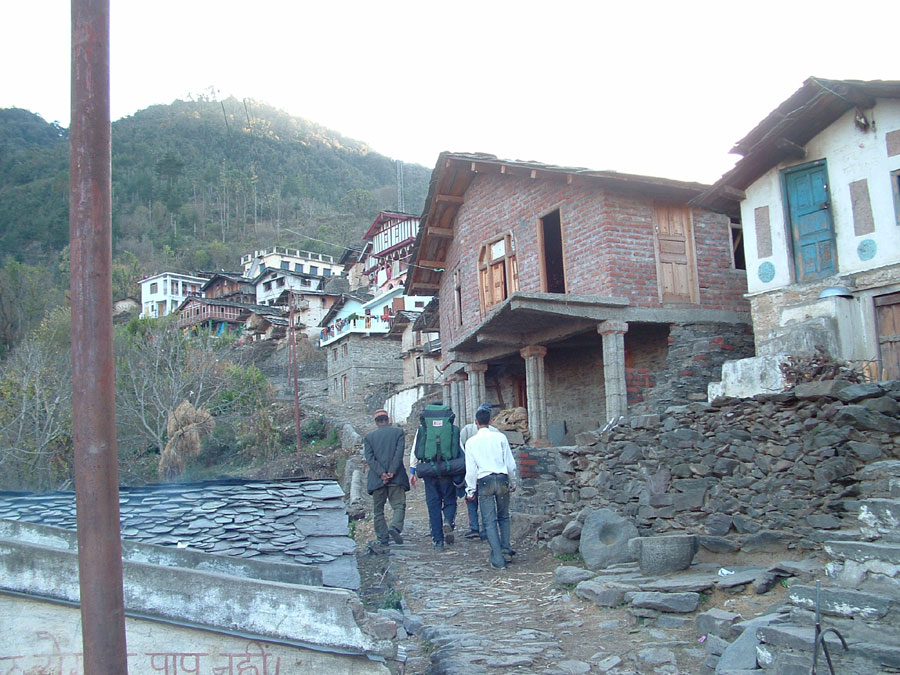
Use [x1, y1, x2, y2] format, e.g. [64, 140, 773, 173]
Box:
[414, 405, 462, 475]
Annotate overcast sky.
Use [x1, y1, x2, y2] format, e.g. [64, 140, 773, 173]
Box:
[2, 1, 895, 183]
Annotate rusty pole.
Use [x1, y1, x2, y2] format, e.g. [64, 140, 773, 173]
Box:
[69, 0, 129, 671]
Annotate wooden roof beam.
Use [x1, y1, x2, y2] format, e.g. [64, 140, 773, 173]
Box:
[774, 137, 807, 159]
[435, 194, 465, 204]
[427, 226, 454, 238]
[417, 260, 446, 270]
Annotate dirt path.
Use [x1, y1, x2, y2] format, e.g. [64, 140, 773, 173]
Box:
[357, 487, 712, 674]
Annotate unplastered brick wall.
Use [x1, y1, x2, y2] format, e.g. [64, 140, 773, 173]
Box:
[438, 173, 750, 359]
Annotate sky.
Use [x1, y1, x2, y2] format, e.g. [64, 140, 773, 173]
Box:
[2, 1, 896, 184]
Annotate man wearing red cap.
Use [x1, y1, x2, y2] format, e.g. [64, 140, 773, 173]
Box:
[363, 408, 409, 552]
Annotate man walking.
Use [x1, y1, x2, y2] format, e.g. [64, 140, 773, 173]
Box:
[364, 409, 409, 552]
[409, 405, 463, 551]
[459, 402, 498, 540]
[464, 406, 518, 569]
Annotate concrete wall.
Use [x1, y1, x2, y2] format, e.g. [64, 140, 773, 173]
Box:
[1, 594, 390, 674]
[0, 519, 323, 587]
[0, 534, 396, 671]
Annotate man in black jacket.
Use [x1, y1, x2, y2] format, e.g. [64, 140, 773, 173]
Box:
[364, 409, 409, 551]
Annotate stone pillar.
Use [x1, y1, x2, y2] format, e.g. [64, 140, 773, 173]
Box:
[448, 374, 468, 427]
[520, 345, 549, 444]
[464, 363, 488, 420]
[598, 320, 629, 422]
[441, 381, 452, 408]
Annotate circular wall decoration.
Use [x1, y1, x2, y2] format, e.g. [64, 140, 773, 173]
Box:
[758, 261, 776, 283]
[857, 238, 877, 261]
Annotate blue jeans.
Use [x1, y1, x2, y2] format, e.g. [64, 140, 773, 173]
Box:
[423, 476, 457, 543]
[478, 473, 511, 568]
[466, 492, 486, 537]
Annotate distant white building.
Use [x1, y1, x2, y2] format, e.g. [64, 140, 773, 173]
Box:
[139, 272, 207, 318]
[240, 247, 340, 279]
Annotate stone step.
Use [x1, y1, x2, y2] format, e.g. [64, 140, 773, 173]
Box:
[859, 498, 900, 539]
[824, 540, 900, 565]
[787, 584, 895, 621]
[756, 624, 900, 672]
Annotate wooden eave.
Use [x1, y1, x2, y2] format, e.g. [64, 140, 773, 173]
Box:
[406, 152, 714, 297]
[693, 77, 900, 218]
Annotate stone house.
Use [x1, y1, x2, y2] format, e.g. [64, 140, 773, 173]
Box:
[697, 78, 900, 396]
[405, 152, 754, 443]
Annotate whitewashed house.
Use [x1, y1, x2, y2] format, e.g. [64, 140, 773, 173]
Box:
[697, 77, 900, 394]
[359, 211, 420, 295]
[240, 247, 340, 279]
[139, 272, 207, 319]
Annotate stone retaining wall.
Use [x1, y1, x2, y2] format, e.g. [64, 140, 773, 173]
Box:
[515, 379, 900, 550]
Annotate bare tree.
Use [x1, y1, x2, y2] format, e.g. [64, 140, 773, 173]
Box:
[0, 337, 74, 490]
[114, 318, 267, 482]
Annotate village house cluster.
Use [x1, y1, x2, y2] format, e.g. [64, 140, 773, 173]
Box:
[135, 77, 900, 444]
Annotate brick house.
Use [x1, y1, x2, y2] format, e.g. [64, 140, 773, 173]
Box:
[405, 153, 754, 444]
[696, 78, 900, 395]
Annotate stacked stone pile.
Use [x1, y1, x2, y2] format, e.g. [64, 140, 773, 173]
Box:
[747, 459, 900, 673]
[540, 379, 900, 557]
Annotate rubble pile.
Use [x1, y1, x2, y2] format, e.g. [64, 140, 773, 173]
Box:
[541, 379, 900, 555]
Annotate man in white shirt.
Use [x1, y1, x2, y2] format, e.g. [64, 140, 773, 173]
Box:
[459, 402, 498, 540]
[464, 406, 518, 569]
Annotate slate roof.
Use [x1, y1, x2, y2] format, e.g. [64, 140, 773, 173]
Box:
[0, 477, 360, 589]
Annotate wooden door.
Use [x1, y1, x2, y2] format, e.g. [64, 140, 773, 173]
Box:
[653, 205, 698, 303]
[875, 292, 900, 380]
[784, 162, 836, 282]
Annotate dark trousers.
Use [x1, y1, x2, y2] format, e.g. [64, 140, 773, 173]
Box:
[478, 473, 511, 568]
[372, 485, 406, 543]
[423, 475, 457, 543]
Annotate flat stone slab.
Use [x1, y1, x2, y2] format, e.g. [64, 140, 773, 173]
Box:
[554, 566, 596, 585]
[629, 591, 700, 614]
[788, 585, 893, 620]
[756, 624, 847, 651]
[715, 567, 766, 589]
[824, 540, 900, 565]
[640, 573, 717, 593]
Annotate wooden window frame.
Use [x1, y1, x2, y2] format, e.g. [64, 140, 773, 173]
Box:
[478, 232, 519, 314]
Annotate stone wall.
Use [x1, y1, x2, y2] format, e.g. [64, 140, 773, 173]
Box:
[513, 379, 900, 552]
[326, 334, 403, 411]
[629, 321, 755, 415]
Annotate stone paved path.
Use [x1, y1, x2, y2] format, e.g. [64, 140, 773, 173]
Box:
[363, 486, 708, 674]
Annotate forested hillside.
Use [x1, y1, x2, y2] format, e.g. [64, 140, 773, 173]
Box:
[0, 98, 431, 352]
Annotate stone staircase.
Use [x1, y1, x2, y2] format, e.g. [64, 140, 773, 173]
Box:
[747, 461, 900, 674]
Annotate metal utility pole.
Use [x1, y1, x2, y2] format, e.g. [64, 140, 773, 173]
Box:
[69, 0, 128, 670]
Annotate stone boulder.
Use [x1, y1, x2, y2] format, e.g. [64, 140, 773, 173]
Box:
[579, 509, 639, 571]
